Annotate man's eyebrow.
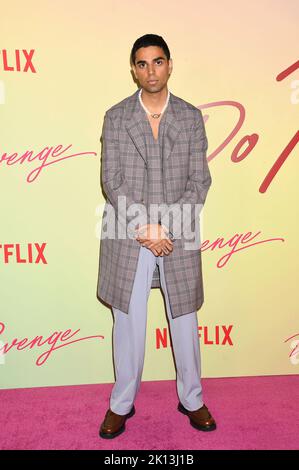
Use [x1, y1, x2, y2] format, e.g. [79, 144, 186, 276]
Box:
[136, 57, 165, 65]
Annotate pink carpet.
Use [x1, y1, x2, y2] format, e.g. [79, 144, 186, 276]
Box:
[0, 375, 298, 450]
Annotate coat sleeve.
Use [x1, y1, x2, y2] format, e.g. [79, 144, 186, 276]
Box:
[159, 109, 212, 243]
[100, 112, 148, 238]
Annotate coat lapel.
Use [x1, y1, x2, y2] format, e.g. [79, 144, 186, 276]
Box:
[124, 89, 182, 165]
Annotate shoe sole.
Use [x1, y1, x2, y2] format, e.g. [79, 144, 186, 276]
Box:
[178, 403, 217, 432]
[99, 406, 136, 439]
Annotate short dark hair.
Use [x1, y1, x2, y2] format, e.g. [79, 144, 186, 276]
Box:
[130, 34, 171, 66]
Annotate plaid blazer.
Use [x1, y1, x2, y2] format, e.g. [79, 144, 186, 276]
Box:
[97, 88, 212, 318]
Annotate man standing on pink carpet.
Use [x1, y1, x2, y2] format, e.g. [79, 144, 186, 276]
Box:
[97, 33, 216, 438]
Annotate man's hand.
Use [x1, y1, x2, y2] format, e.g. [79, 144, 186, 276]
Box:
[135, 224, 173, 256]
[145, 238, 173, 256]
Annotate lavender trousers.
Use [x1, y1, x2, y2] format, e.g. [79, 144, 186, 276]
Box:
[110, 245, 203, 415]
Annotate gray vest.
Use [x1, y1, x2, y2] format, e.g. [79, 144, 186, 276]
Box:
[141, 108, 168, 286]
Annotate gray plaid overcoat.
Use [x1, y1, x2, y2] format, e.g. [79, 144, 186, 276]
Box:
[96, 88, 212, 318]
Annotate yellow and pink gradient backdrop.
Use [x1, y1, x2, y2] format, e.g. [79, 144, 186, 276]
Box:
[0, 0, 298, 389]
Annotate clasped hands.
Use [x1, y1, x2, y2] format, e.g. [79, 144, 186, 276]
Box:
[135, 223, 174, 257]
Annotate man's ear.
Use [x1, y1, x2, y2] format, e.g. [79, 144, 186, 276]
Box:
[169, 58, 173, 75]
[131, 65, 137, 79]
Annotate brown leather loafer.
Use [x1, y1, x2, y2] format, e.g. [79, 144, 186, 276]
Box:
[99, 405, 135, 439]
[178, 402, 216, 432]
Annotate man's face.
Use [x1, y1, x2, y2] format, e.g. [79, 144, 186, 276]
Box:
[132, 46, 173, 93]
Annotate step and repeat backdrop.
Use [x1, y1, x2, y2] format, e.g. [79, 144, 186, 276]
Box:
[0, 0, 298, 389]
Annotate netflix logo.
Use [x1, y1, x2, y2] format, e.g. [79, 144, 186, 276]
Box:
[0, 49, 36, 73]
[156, 325, 233, 349]
[0, 243, 47, 264]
